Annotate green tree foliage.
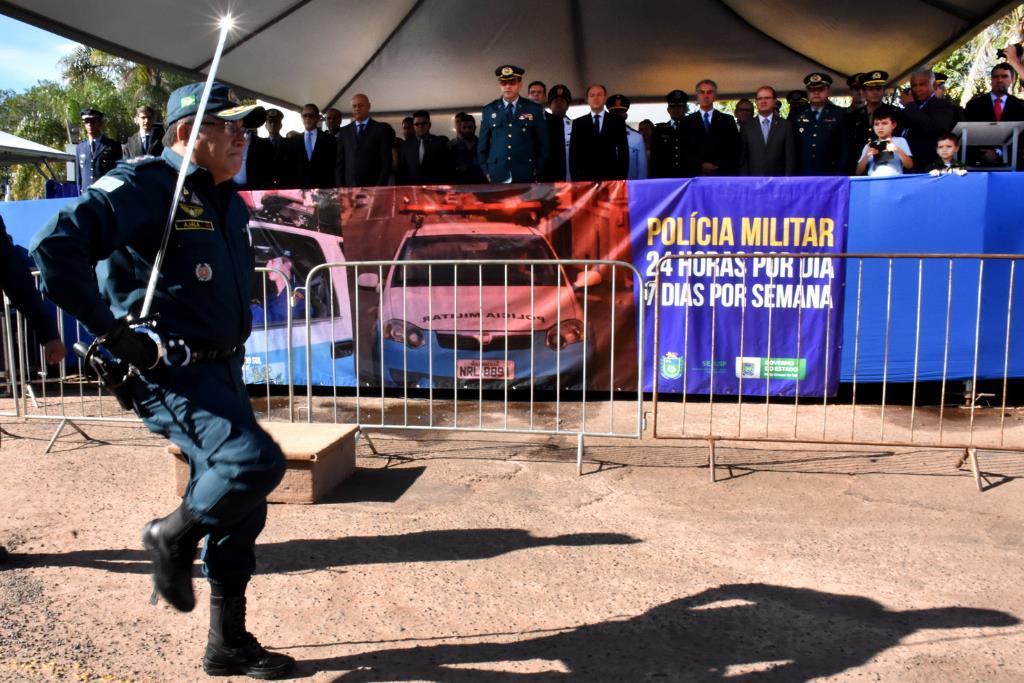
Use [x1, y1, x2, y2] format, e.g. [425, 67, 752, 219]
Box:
[1, 46, 190, 199]
[934, 5, 1024, 105]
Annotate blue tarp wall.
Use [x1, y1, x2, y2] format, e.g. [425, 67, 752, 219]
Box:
[3, 172, 1022, 384]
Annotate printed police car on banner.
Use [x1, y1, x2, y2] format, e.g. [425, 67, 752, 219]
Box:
[195, 263, 213, 281]
[660, 352, 683, 380]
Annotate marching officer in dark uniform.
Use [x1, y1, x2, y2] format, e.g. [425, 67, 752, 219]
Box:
[75, 108, 122, 192]
[650, 89, 692, 178]
[479, 64, 550, 183]
[30, 83, 294, 679]
[793, 72, 848, 175]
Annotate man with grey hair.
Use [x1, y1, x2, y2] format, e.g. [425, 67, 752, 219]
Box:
[900, 68, 961, 172]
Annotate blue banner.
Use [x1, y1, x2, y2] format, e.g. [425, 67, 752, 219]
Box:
[629, 177, 849, 396]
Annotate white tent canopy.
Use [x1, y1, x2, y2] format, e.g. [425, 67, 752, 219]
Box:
[0, 0, 1016, 116]
[0, 130, 73, 165]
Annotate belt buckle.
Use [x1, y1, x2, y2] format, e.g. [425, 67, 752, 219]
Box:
[161, 337, 192, 367]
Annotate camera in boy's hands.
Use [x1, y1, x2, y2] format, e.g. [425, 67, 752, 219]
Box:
[869, 140, 889, 152]
[996, 43, 1023, 60]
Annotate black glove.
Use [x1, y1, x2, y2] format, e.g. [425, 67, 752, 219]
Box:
[99, 319, 160, 369]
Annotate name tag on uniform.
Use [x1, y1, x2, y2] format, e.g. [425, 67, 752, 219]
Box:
[92, 176, 125, 193]
[175, 219, 214, 231]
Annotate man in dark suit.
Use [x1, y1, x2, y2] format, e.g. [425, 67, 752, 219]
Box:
[900, 70, 962, 173]
[75, 108, 122, 191]
[542, 84, 573, 182]
[650, 89, 692, 178]
[123, 105, 164, 158]
[963, 62, 1024, 167]
[450, 112, 488, 184]
[288, 103, 336, 189]
[235, 128, 271, 189]
[683, 79, 739, 176]
[334, 93, 395, 187]
[739, 86, 797, 176]
[398, 110, 452, 185]
[260, 108, 293, 188]
[478, 64, 550, 183]
[324, 108, 344, 139]
[569, 84, 629, 181]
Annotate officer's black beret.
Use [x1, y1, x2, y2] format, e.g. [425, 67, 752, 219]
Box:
[607, 94, 631, 111]
[786, 90, 808, 106]
[80, 108, 104, 120]
[548, 84, 572, 103]
[495, 64, 525, 81]
[861, 70, 889, 86]
[265, 108, 284, 121]
[846, 73, 865, 88]
[803, 72, 833, 89]
[666, 89, 687, 105]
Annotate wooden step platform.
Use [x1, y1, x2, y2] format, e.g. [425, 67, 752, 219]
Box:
[167, 421, 357, 504]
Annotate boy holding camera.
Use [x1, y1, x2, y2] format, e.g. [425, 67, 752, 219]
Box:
[856, 105, 913, 177]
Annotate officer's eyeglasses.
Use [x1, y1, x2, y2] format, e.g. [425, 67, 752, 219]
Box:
[199, 119, 246, 137]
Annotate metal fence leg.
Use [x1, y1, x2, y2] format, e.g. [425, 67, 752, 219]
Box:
[576, 433, 585, 476]
[967, 447, 983, 493]
[44, 418, 102, 454]
[708, 438, 717, 483]
[954, 448, 969, 470]
[358, 428, 380, 455]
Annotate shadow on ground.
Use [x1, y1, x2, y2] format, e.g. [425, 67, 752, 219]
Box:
[2, 528, 639, 576]
[297, 582, 1019, 681]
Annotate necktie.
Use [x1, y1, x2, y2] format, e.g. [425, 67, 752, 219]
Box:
[142, 133, 149, 153]
[593, 114, 601, 134]
[357, 122, 365, 138]
[703, 112, 711, 132]
[995, 97, 1004, 122]
[306, 131, 314, 160]
[672, 120, 678, 131]
[761, 118, 770, 144]
[815, 109, 822, 121]
[507, 102, 515, 119]
[418, 137, 425, 164]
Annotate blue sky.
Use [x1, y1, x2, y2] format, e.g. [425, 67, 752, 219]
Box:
[0, 15, 80, 91]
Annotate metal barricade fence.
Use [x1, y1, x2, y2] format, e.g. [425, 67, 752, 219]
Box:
[1, 297, 20, 421]
[303, 260, 645, 472]
[650, 253, 1024, 490]
[1, 268, 294, 452]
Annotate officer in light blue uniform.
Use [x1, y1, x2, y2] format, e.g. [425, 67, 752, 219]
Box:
[75, 108, 123, 192]
[478, 64, 550, 183]
[30, 83, 294, 680]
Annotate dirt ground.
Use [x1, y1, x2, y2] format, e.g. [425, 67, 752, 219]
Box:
[1, 408, 1023, 682]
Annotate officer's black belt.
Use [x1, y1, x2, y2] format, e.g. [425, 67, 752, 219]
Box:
[188, 346, 240, 363]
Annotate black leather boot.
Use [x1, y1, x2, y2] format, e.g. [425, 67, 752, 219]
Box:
[203, 588, 296, 679]
[141, 504, 207, 612]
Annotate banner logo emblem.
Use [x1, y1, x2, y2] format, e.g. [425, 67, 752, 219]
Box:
[660, 352, 683, 379]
